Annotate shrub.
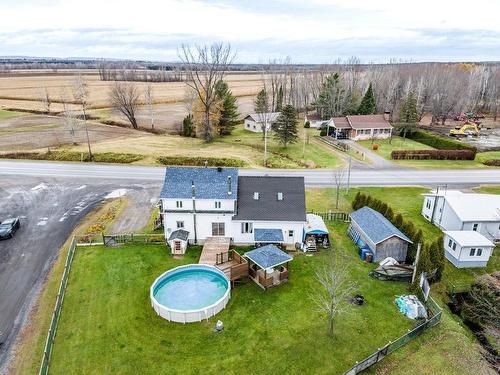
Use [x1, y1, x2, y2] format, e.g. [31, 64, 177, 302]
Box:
[181, 114, 195, 137]
[391, 149, 476, 160]
[0, 151, 143, 164]
[483, 159, 500, 166]
[372, 144, 379, 151]
[156, 156, 245, 167]
[304, 121, 310, 128]
[320, 128, 327, 136]
[405, 129, 477, 153]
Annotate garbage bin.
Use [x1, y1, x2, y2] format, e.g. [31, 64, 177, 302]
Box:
[365, 253, 373, 263]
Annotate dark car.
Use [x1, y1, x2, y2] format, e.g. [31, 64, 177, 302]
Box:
[0, 218, 20, 239]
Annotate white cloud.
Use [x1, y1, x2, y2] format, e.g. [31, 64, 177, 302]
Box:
[0, 0, 499, 62]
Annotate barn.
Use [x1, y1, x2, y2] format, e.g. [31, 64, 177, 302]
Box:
[349, 206, 412, 262]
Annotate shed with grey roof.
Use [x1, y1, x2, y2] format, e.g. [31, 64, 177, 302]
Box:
[349, 206, 412, 262]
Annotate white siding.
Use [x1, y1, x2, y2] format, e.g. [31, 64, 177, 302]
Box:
[443, 233, 494, 268]
[232, 220, 305, 245]
[161, 198, 235, 212]
[352, 128, 392, 140]
[244, 119, 271, 133]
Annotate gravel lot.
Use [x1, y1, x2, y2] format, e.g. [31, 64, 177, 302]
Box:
[0, 176, 159, 373]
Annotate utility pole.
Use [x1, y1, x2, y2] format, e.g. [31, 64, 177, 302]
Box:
[264, 125, 268, 167]
[346, 156, 352, 194]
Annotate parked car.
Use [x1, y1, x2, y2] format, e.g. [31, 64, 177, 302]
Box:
[0, 218, 20, 239]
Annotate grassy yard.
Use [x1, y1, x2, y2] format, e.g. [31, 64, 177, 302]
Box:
[358, 136, 499, 169]
[47, 230, 416, 375]
[217, 125, 342, 168]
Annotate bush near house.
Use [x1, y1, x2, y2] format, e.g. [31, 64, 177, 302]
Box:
[156, 155, 245, 167]
[0, 151, 143, 164]
[483, 159, 500, 166]
[391, 149, 476, 160]
[405, 130, 477, 154]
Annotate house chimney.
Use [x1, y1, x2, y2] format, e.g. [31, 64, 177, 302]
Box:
[227, 176, 232, 196]
[204, 160, 208, 168]
[383, 111, 391, 122]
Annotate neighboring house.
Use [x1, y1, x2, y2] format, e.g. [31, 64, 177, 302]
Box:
[349, 206, 412, 262]
[443, 231, 495, 268]
[422, 190, 500, 243]
[330, 114, 393, 140]
[243, 112, 280, 133]
[304, 113, 333, 129]
[159, 167, 307, 251]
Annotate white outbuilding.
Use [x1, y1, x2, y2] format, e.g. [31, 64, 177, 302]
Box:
[243, 112, 280, 133]
[443, 230, 495, 268]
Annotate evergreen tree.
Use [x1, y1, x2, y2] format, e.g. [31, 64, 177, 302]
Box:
[414, 243, 433, 287]
[394, 213, 404, 229]
[254, 88, 270, 140]
[214, 80, 239, 136]
[398, 90, 419, 139]
[357, 83, 376, 115]
[357, 193, 367, 209]
[406, 229, 423, 264]
[384, 206, 394, 221]
[275, 85, 284, 112]
[352, 192, 361, 210]
[379, 202, 389, 217]
[429, 236, 445, 281]
[272, 104, 298, 147]
[313, 73, 347, 118]
[181, 114, 194, 137]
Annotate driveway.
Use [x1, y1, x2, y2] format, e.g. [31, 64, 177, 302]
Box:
[0, 176, 159, 373]
[344, 140, 400, 169]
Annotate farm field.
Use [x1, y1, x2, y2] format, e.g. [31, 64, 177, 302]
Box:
[358, 137, 500, 169]
[11, 187, 495, 375]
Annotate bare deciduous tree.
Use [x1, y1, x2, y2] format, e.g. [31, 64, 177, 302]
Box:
[179, 43, 235, 142]
[144, 83, 155, 130]
[313, 253, 357, 336]
[333, 168, 346, 209]
[109, 82, 140, 129]
[72, 74, 92, 157]
[60, 88, 78, 145]
[39, 86, 52, 114]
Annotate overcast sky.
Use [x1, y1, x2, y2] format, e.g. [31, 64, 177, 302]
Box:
[1, 0, 500, 63]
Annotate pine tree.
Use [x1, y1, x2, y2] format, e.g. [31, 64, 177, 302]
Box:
[429, 236, 445, 281]
[399, 90, 419, 138]
[352, 192, 361, 210]
[358, 193, 367, 209]
[272, 104, 298, 148]
[275, 85, 284, 112]
[406, 229, 423, 264]
[254, 89, 270, 140]
[384, 206, 394, 221]
[357, 83, 376, 115]
[181, 114, 194, 137]
[415, 243, 433, 284]
[214, 80, 239, 136]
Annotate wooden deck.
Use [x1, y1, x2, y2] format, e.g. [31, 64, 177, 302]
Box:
[199, 237, 231, 265]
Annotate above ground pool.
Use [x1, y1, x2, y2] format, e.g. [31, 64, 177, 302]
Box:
[150, 264, 230, 323]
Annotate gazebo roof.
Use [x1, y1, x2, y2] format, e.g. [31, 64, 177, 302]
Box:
[244, 244, 293, 269]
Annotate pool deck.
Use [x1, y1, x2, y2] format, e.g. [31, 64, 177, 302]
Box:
[199, 237, 231, 265]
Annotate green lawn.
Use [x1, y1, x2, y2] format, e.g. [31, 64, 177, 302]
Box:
[217, 125, 342, 169]
[0, 109, 24, 120]
[358, 136, 499, 169]
[49, 231, 416, 374]
[474, 185, 500, 194]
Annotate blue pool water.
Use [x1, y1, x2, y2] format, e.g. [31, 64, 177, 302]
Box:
[153, 268, 229, 311]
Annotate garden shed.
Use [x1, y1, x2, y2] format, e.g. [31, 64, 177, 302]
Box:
[349, 206, 412, 262]
[167, 229, 190, 255]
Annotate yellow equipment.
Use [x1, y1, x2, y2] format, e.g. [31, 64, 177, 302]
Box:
[449, 123, 481, 137]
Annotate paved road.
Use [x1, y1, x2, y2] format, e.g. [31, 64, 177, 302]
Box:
[1, 160, 500, 187]
[0, 176, 158, 373]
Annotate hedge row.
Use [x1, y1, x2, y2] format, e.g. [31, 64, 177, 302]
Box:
[391, 149, 476, 160]
[157, 156, 245, 167]
[352, 192, 445, 282]
[405, 129, 477, 153]
[483, 159, 500, 166]
[0, 151, 143, 163]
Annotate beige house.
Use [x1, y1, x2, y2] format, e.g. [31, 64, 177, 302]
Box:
[331, 114, 393, 140]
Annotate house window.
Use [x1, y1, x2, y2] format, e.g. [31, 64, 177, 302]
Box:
[288, 230, 294, 238]
[477, 248, 483, 256]
[212, 222, 225, 236]
[241, 222, 253, 233]
[176, 201, 183, 208]
[452, 242, 456, 251]
[176, 221, 184, 229]
[277, 192, 283, 201]
[215, 201, 221, 209]
[426, 199, 431, 209]
[472, 223, 479, 231]
[448, 239, 452, 248]
[470, 248, 476, 256]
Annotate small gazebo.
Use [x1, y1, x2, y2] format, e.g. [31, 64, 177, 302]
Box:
[244, 245, 293, 290]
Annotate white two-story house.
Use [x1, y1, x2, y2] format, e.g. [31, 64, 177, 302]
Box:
[159, 167, 307, 252]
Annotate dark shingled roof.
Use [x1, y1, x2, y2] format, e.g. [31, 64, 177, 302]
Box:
[254, 228, 284, 242]
[168, 229, 190, 241]
[234, 176, 306, 222]
[244, 244, 293, 269]
[350, 206, 412, 244]
[346, 115, 392, 129]
[160, 167, 238, 200]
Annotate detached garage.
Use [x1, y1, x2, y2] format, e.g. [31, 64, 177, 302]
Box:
[349, 206, 412, 262]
